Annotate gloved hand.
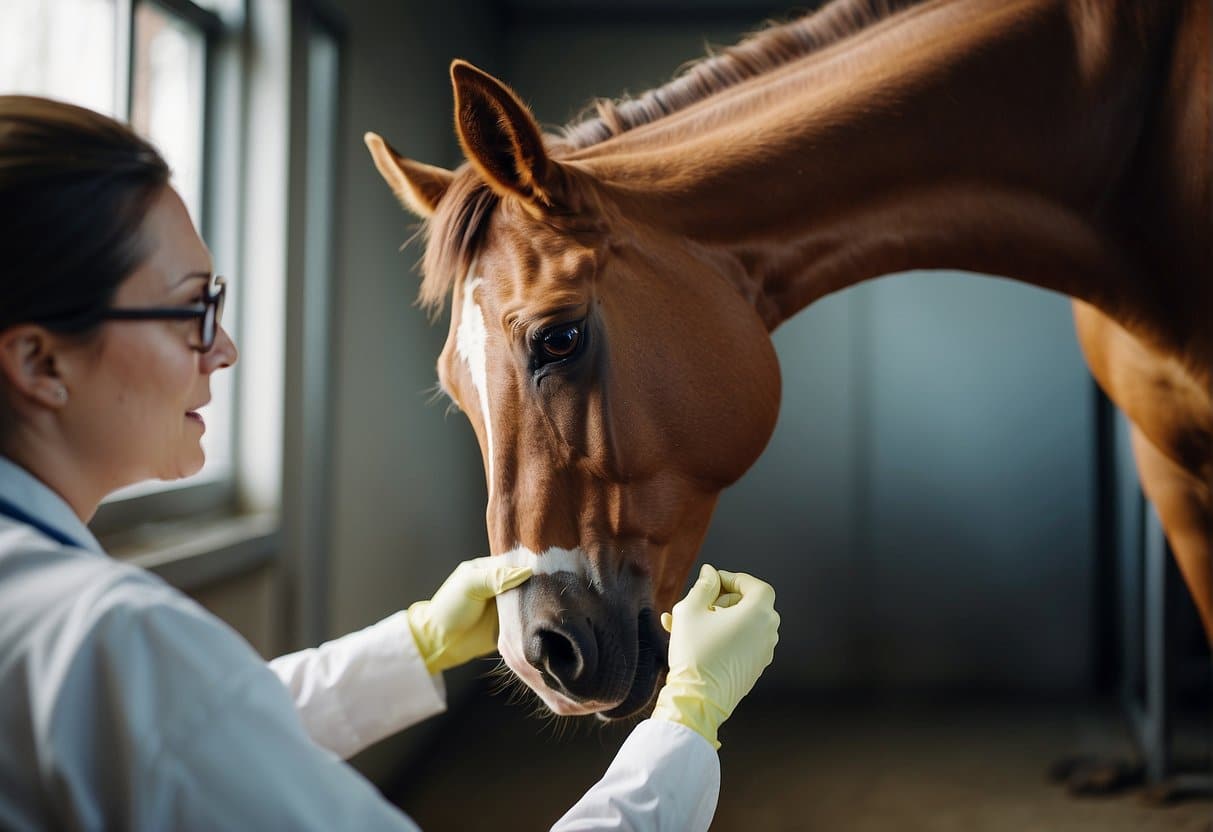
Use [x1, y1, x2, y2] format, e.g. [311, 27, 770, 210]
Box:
[650, 564, 779, 749]
[406, 557, 532, 674]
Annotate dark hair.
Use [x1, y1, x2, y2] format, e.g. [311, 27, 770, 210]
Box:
[0, 95, 171, 335]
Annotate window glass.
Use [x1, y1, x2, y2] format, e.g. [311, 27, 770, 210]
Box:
[0, 0, 117, 115]
[118, 2, 233, 497]
[5, 0, 245, 511]
[193, 0, 241, 16]
[131, 2, 207, 225]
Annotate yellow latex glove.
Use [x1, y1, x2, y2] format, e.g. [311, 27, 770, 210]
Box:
[406, 556, 532, 674]
[651, 564, 779, 749]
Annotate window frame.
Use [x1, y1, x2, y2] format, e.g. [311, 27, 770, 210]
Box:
[91, 0, 238, 537]
[280, 0, 347, 647]
[17, 0, 348, 654]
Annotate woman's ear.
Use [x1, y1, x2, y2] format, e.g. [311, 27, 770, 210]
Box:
[0, 326, 70, 410]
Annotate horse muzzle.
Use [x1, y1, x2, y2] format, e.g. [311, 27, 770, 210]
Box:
[496, 562, 668, 719]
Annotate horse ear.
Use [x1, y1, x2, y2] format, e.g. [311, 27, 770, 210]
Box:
[450, 60, 564, 211]
[364, 131, 454, 219]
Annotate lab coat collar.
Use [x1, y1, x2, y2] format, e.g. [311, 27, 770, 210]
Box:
[0, 455, 104, 554]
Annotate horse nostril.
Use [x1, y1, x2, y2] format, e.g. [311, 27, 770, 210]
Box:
[527, 625, 599, 694]
[542, 629, 582, 682]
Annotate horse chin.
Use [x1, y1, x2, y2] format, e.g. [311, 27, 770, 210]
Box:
[499, 613, 668, 720]
[501, 649, 665, 719]
[598, 607, 667, 720]
[597, 667, 664, 721]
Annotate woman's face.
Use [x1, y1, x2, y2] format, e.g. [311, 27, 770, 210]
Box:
[60, 185, 238, 489]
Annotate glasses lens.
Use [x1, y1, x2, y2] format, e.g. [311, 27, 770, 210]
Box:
[214, 279, 226, 329]
[200, 278, 226, 352]
[197, 280, 221, 351]
[201, 305, 215, 351]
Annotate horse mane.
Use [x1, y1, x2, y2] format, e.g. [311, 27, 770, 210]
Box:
[419, 0, 926, 314]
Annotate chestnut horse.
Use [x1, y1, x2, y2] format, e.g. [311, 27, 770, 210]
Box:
[366, 0, 1211, 718]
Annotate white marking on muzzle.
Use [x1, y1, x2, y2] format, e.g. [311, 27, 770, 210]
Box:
[456, 270, 494, 492]
[498, 545, 588, 577]
[495, 545, 603, 716]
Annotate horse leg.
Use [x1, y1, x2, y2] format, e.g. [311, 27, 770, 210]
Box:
[1129, 426, 1213, 645]
[1058, 303, 1212, 795]
[1048, 424, 1212, 797]
[1072, 300, 1213, 641]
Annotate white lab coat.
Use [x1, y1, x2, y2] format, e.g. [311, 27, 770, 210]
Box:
[0, 456, 719, 831]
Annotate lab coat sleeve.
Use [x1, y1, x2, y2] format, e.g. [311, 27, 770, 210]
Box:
[135, 654, 427, 832]
[268, 610, 447, 759]
[550, 719, 720, 832]
[44, 576, 427, 831]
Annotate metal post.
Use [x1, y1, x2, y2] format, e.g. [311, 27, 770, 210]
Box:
[1142, 503, 1170, 783]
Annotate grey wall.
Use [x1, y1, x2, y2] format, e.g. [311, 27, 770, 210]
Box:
[326, 0, 501, 778]
[504, 18, 1097, 697]
[707, 275, 1095, 695]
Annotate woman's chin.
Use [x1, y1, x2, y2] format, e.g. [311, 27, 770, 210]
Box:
[165, 448, 205, 480]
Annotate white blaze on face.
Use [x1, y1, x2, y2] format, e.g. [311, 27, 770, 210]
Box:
[454, 270, 600, 713]
[495, 545, 599, 715]
[455, 272, 494, 491]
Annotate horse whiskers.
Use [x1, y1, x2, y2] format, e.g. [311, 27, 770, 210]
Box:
[481, 660, 607, 739]
[481, 658, 523, 696]
[420, 381, 445, 407]
[481, 658, 539, 708]
[420, 381, 461, 417]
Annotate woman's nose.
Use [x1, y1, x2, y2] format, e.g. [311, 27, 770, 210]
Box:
[202, 324, 238, 372]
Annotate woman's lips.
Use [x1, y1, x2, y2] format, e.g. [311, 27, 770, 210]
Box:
[185, 411, 205, 429]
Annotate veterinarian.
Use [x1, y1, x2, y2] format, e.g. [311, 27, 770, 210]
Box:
[0, 95, 779, 831]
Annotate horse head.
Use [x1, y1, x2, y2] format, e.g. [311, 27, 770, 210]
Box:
[367, 61, 781, 718]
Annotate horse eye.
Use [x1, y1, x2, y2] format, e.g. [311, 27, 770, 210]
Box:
[538, 323, 582, 363]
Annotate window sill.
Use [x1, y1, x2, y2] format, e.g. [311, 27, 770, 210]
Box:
[101, 512, 280, 592]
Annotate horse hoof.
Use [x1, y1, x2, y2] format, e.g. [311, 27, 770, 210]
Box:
[1047, 755, 1144, 795]
[1138, 774, 1213, 806]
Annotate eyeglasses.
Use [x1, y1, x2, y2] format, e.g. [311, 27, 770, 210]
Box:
[99, 276, 227, 353]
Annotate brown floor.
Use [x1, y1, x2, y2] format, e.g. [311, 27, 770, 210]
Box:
[390, 690, 1212, 831]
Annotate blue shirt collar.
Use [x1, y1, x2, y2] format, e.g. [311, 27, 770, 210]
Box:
[0, 456, 104, 554]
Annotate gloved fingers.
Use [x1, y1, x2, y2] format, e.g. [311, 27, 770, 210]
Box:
[448, 557, 533, 603]
[716, 569, 776, 605]
[713, 592, 742, 609]
[494, 565, 534, 594]
[678, 563, 722, 610]
[460, 562, 534, 601]
[665, 564, 725, 631]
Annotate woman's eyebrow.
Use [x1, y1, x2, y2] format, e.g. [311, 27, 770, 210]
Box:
[174, 271, 213, 287]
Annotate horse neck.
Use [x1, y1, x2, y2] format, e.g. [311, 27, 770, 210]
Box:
[577, 0, 1191, 347]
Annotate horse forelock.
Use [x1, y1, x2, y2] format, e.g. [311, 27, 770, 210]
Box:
[419, 169, 498, 317]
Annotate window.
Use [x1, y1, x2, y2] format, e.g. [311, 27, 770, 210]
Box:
[1, 0, 237, 522]
[3, 0, 347, 657]
[132, 3, 207, 225]
[1, 0, 118, 116]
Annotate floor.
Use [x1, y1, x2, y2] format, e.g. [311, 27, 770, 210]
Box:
[390, 688, 1212, 831]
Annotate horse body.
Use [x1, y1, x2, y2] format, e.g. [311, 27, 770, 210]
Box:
[368, 0, 1211, 718]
